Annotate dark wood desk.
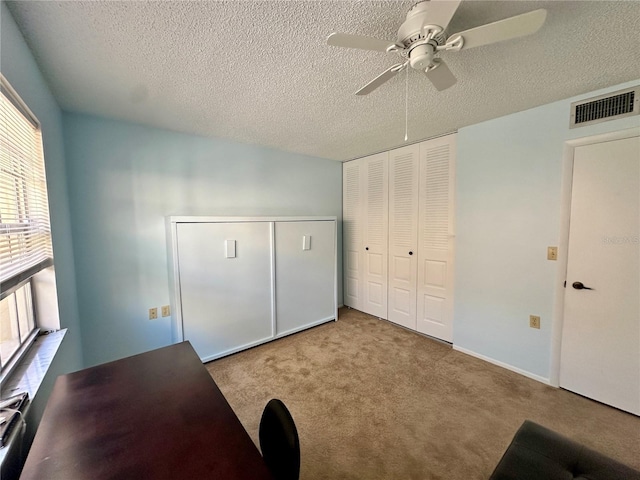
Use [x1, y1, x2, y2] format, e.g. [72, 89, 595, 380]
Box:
[20, 342, 274, 480]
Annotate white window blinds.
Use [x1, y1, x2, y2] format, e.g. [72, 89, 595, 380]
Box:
[0, 77, 53, 288]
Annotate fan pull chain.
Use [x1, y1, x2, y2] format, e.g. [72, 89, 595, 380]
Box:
[404, 66, 409, 142]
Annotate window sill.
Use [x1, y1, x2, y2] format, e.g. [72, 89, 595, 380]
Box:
[1, 329, 66, 399]
[0, 329, 66, 468]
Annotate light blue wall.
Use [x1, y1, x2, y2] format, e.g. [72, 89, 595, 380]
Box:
[454, 80, 640, 380]
[1, 3, 83, 370]
[62, 113, 343, 367]
[1, 0, 84, 453]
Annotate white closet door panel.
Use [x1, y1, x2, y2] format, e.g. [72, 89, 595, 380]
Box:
[177, 222, 273, 361]
[388, 144, 419, 329]
[362, 153, 389, 318]
[417, 134, 456, 342]
[343, 160, 363, 309]
[275, 221, 336, 336]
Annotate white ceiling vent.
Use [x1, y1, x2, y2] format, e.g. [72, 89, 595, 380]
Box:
[570, 86, 639, 128]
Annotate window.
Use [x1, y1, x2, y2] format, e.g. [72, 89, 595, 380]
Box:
[0, 75, 53, 372]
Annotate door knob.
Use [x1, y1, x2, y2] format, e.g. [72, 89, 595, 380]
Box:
[572, 281, 593, 290]
[409, 251, 413, 255]
[365, 247, 369, 251]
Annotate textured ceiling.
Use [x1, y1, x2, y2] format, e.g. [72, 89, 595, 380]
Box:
[6, 1, 640, 161]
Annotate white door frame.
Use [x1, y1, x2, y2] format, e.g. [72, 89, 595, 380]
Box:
[550, 126, 640, 387]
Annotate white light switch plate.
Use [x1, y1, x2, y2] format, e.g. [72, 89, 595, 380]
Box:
[225, 239, 236, 258]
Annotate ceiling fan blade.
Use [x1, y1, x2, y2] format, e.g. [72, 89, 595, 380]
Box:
[425, 59, 457, 91]
[356, 63, 405, 96]
[424, 0, 462, 30]
[327, 32, 395, 53]
[447, 9, 547, 50]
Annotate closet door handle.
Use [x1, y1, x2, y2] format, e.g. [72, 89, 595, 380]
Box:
[365, 247, 369, 251]
[409, 251, 413, 256]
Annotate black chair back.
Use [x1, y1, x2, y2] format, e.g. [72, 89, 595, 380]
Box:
[259, 399, 300, 480]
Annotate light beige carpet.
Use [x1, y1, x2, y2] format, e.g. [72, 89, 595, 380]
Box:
[206, 308, 640, 479]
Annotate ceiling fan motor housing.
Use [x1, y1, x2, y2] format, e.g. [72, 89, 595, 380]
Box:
[408, 43, 436, 70]
[397, 1, 447, 48]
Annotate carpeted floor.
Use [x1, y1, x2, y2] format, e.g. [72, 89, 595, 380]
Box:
[206, 308, 640, 479]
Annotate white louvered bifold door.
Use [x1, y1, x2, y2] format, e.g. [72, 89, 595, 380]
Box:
[388, 144, 419, 329]
[343, 159, 363, 310]
[417, 134, 456, 342]
[362, 152, 388, 318]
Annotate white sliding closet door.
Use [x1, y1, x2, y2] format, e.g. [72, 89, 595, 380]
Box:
[388, 144, 419, 329]
[176, 222, 273, 362]
[343, 159, 363, 310]
[362, 153, 389, 318]
[417, 135, 456, 342]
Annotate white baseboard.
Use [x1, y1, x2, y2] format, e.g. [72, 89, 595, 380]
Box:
[453, 345, 552, 386]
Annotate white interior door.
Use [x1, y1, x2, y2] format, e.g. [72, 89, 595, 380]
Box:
[274, 220, 336, 336]
[177, 222, 274, 362]
[388, 144, 419, 329]
[416, 135, 456, 342]
[343, 159, 363, 310]
[560, 134, 640, 415]
[362, 153, 389, 318]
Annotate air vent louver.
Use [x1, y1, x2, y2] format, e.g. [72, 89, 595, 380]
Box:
[570, 87, 639, 128]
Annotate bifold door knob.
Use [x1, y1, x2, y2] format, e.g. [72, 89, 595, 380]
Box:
[365, 247, 369, 251]
[572, 281, 593, 290]
[409, 251, 413, 255]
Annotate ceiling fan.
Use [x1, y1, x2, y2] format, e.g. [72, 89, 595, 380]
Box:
[327, 0, 547, 95]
